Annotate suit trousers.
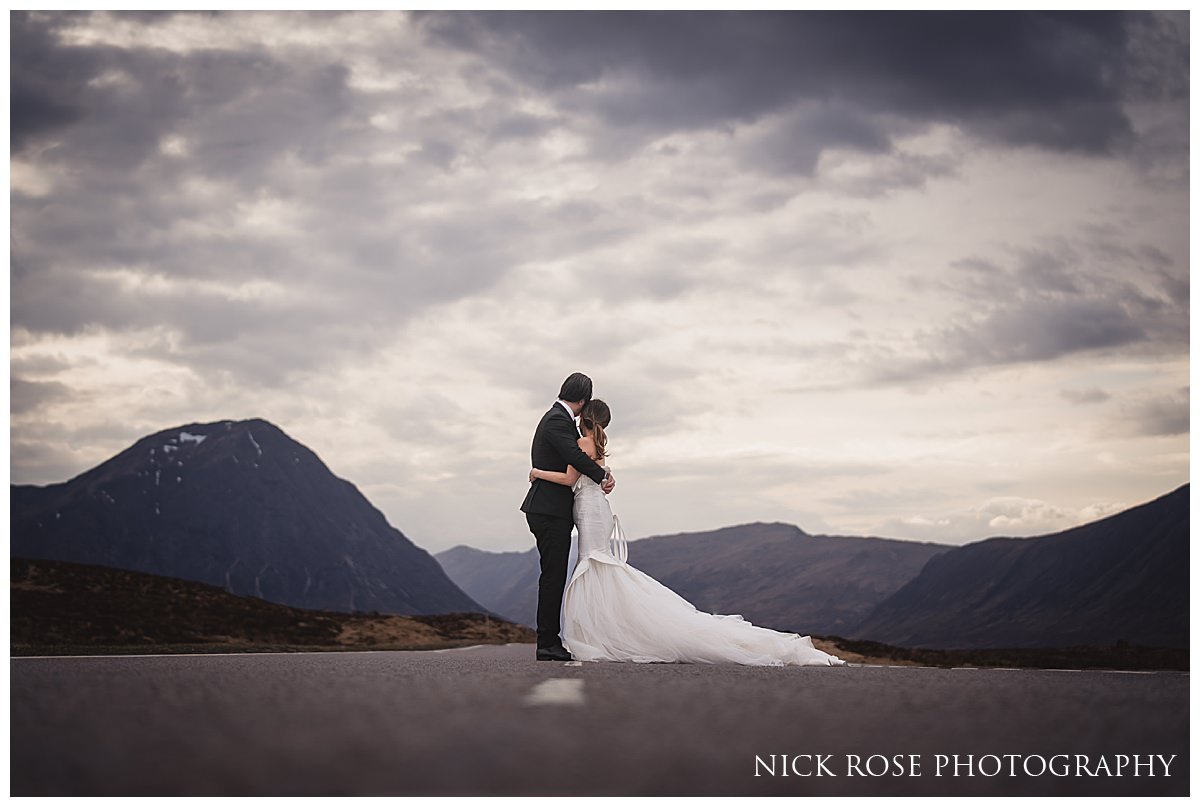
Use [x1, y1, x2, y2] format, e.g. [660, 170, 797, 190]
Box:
[526, 511, 574, 650]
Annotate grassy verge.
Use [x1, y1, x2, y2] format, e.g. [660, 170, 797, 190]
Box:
[10, 639, 515, 656]
[11, 556, 534, 655]
[818, 635, 1188, 671]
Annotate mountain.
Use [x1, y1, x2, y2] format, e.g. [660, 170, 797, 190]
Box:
[849, 484, 1189, 649]
[438, 522, 951, 634]
[436, 545, 541, 627]
[11, 418, 486, 616]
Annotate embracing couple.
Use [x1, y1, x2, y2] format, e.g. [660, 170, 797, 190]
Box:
[519, 372, 847, 667]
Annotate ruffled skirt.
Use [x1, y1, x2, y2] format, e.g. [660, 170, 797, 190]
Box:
[561, 546, 847, 667]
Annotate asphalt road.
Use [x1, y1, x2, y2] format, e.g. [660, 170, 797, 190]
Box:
[11, 643, 1189, 796]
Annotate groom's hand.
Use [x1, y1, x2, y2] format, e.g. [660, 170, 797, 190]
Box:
[601, 472, 616, 494]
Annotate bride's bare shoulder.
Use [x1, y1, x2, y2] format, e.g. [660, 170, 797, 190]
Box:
[577, 434, 598, 459]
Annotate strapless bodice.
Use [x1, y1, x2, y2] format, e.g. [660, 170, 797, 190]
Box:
[572, 465, 614, 558]
[572, 465, 610, 495]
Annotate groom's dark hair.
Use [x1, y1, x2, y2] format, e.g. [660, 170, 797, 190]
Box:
[559, 372, 593, 404]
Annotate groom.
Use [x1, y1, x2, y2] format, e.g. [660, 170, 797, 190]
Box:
[521, 372, 615, 661]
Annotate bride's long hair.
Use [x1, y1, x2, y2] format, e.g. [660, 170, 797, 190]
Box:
[580, 399, 611, 463]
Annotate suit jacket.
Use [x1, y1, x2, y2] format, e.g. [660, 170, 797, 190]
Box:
[520, 403, 608, 519]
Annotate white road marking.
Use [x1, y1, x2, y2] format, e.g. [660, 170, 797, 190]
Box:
[565, 661, 583, 667]
[523, 678, 586, 707]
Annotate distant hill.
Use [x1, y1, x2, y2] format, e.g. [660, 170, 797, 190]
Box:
[849, 484, 1189, 649]
[11, 418, 486, 616]
[11, 556, 532, 654]
[439, 485, 1189, 650]
[438, 522, 951, 634]
[618, 523, 952, 635]
[436, 545, 542, 628]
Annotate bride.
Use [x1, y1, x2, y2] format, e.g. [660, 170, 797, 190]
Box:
[529, 399, 847, 667]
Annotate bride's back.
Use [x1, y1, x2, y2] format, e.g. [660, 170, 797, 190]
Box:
[573, 464, 613, 555]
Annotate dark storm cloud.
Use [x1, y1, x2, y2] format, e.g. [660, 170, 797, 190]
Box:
[822, 150, 964, 198]
[1084, 236, 1190, 308]
[1122, 10, 1190, 101]
[9, 10, 1189, 401]
[8, 11, 582, 387]
[12, 13, 359, 181]
[1060, 388, 1111, 405]
[1128, 387, 1189, 437]
[852, 236, 1189, 389]
[10, 352, 78, 377]
[1015, 249, 1084, 295]
[415, 101, 564, 149]
[417, 11, 1170, 163]
[739, 102, 892, 176]
[11, 377, 77, 415]
[11, 12, 100, 151]
[927, 297, 1146, 366]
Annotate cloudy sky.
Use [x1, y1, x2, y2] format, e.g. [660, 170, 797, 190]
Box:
[10, 10, 1190, 554]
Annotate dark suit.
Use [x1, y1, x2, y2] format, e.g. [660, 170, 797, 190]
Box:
[520, 402, 608, 650]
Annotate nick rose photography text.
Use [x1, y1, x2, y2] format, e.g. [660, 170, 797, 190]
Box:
[753, 753, 1178, 778]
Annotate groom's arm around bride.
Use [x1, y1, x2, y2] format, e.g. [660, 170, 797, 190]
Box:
[520, 401, 610, 516]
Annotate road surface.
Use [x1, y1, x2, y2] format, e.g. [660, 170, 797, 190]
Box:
[11, 643, 1189, 796]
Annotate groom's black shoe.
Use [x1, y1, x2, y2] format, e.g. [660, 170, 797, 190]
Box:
[536, 645, 573, 662]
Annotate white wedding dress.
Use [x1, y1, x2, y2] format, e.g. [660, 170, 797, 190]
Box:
[561, 467, 847, 666]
